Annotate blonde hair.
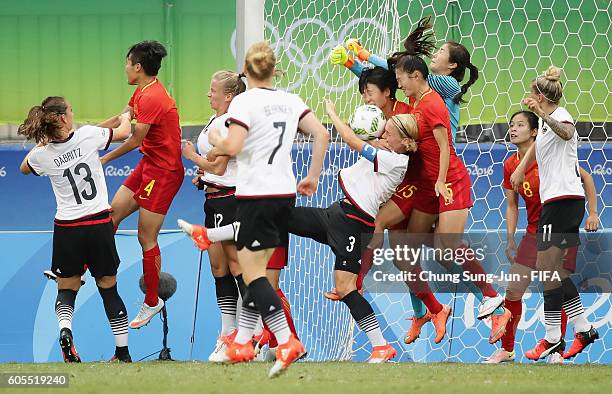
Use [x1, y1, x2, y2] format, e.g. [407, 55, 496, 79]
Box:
[391, 114, 419, 140]
[534, 66, 563, 104]
[245, 41, 281, 81]
[211, 70, 246, 97]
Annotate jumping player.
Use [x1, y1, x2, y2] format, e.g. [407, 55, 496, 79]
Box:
[99, 41, 183, 329]
[180, 42, 329, 377]
[330, 16, 479, 140]
[182, 70, 246, 361]
[296, 102, 418, 362]
[19, 96, 133, 362]
[511, 66, 599, 360]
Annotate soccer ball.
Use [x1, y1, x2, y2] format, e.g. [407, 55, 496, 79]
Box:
[349, 104, 385, 141]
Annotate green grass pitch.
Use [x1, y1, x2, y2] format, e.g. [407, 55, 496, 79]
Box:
[2, 362, 611, 394]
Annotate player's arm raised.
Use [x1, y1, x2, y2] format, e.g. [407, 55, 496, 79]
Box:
[297, 110, 330, 196]
[97, 106, 134, 129]
[325, 99, 365, 153]
[100, 121, 150, 165]
[579, 167, 599, 231]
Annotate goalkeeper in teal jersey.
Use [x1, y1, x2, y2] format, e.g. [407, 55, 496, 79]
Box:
[330, 17, 479, 142]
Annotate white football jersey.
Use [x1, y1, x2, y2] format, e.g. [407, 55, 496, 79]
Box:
[339, 150, 409, 219]
[226, 88, 310, 198]
[27, 125, 112, 220]
[196, 113, 237, 189]
[535, 106, 584, 203]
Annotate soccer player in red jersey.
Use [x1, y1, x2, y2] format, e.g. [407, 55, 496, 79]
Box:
[100, 41, 183, 329]
[484, 111, 598, 363]
[391, 50, 512, 344]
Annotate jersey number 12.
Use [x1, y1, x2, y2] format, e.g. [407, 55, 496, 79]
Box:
[62, 163, 97, 204]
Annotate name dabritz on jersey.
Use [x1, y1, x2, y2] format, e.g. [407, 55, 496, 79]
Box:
[53, 148, 82, 167]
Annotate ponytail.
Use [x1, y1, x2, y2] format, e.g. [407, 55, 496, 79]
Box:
[454, 62, 478, 104]
[445, 41, 479, 104]
[388, 16, 435, 68]
[18, 96, 68, 143]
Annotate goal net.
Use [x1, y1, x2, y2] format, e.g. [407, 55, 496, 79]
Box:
[264, 0, 611, 362]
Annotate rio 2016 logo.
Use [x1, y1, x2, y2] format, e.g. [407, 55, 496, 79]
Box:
[230, 17, 394, 92]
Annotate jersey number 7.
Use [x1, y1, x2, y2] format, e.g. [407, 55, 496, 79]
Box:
[268, 122, 287, 164]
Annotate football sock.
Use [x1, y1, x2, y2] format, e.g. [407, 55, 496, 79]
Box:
[543, 286, 563, 343]
[501, 298, 522, 352]
[142, 244, 161, 307]
[342, 290, 386, 347]
[214, 274, 239, 335]
[98, 284, 128, 347]
[249, 277, 292, 345]
[561, 278, 590, 333]
[55, 289, 77, 331]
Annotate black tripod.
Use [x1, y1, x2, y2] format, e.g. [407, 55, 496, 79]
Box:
[158, 306, 172, 360]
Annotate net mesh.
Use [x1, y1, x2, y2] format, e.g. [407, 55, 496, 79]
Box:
[263, 0, 611, 362]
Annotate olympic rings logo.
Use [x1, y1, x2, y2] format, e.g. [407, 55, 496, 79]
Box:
[230, 17, 393, 92]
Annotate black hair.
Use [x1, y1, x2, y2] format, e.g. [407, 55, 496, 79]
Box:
[445, 41, 479, 103]
[359, 66, 398, 99]
[126, 40, 167, 76]
[510, 110, 539, 131]
[387, 16, 435, 79]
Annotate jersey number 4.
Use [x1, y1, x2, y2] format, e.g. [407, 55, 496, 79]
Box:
[268, 122, 287, 164]
[62, 163, 97, 205]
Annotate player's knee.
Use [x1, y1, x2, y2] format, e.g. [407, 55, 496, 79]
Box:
[335, 274, 357, 299]
[57, 276, 81, 291]
[95, 275, 117, 289]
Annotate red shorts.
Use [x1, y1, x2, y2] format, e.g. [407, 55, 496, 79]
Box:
[124, 157, 183, 215]
[389, 179, 418, 230]
[266, 246, 288, 270]
[412, 173, 473, 214]
[515, 232, 577, 272]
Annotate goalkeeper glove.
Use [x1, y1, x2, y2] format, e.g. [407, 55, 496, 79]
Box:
[329, 45, 355, 69]
[346, 38, 370, 62]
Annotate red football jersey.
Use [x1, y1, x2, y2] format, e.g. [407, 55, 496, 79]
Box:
[503, 152, 541, 234]
[390, 100, 410, 116]
[129, 79, 182, 171]
[406, 89, 467, 182]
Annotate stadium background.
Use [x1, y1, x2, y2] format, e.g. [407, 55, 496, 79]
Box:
[0, 0, 609, 364]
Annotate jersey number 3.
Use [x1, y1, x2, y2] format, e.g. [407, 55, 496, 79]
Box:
[62, 163, 97, 205]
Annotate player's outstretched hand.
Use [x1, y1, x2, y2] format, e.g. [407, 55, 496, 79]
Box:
[329, 46, 349, 66]
[297, 176, 318, 196]
[505, 237, 517, 263]
[522, 98, 544, 118]
[434, 180, 453, 205]
[585, 213, 600, 232]
[324, 99, 337, 117]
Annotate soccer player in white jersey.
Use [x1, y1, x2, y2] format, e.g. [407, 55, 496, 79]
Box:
[511, 66, 599, 360]
[286, 101, 419, 363]
[18, 96, 133, 362]
[182, 71, 247, 362]
[181, 42, 329, 377]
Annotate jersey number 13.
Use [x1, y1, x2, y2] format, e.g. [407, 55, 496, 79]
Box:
[62, 163, 97, 204]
